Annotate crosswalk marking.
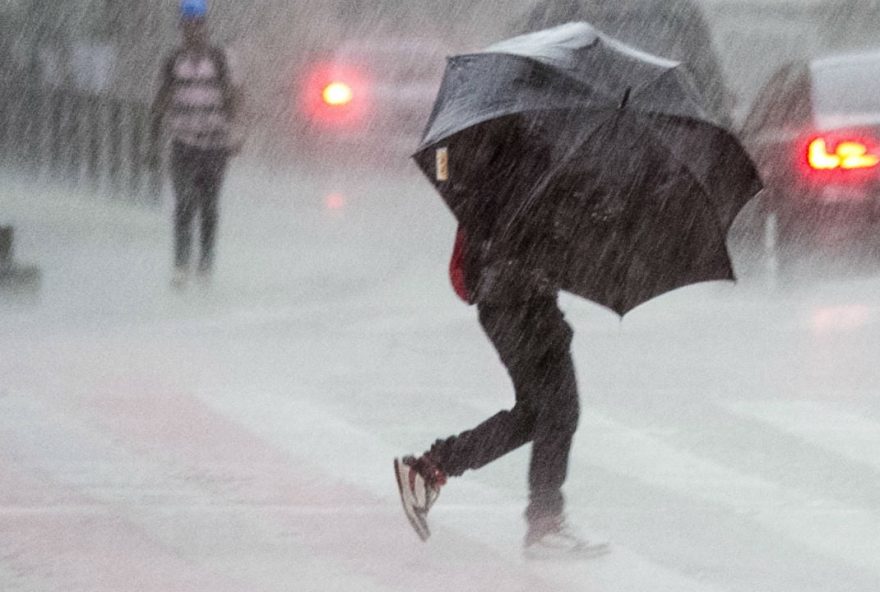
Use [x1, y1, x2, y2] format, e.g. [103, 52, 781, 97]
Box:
[4, 357, 880, 589]
[580, 408, 880, 572]
[195, 386, 741, 592]
[0, 388, 390, 592]
[725, 400, 880, 473]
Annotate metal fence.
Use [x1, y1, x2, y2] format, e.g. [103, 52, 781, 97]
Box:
[0, 83, 164, 204]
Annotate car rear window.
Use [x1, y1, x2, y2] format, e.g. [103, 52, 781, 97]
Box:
[812, 56, 880, 126]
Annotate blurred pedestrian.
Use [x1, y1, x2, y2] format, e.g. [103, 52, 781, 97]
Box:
[150, 0, 243, 288]
[394, 124, 608, 559]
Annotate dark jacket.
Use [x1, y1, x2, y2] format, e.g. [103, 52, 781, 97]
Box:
[449, 222, 561, 306]
[447, 124, 567, 306]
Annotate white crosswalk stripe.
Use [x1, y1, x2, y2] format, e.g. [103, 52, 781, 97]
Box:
[580, 407, 880, 571]
[725, 400, 880, 473]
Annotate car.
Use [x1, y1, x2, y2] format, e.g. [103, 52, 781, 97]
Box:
[291, 36, 449, 166]
[507, 0, 733, 124]
[740, 49, 880, 274]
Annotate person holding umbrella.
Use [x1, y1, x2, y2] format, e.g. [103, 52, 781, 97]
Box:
[395, 120, 609, 559]
[394, 23, 762, 559]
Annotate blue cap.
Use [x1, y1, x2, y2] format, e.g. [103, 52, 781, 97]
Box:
[180, 0, 207, 20]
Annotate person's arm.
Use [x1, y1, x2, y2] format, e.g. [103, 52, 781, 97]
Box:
[229, 85, 244, 120]
[227, 58, 244, 122]
[221, 47, 246, 153]
[148, 55, 174, 165]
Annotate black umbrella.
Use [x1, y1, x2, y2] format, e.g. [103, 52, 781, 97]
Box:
[413, 22, 762, 316]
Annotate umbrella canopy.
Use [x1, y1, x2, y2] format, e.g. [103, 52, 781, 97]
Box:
[508, 0, 732, 122]
[413, 22, 762, 316]
[419, 22, 709, 147]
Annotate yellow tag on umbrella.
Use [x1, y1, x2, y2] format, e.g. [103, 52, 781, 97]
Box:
[436, 147, 449, 181]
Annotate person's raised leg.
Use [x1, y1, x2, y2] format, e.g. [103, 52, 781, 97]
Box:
[394, 303, 542, 540]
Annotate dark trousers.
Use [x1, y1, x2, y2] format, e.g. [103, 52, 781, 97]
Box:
[428, 295, 580, 523]
[171, 143, 228, 271]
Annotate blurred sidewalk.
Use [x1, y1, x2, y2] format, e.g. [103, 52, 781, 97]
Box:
[0, 161, 456, 330]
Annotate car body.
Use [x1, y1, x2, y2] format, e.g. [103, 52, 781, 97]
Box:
[740, 49, 880, 270]
[291, 36, 449, 165]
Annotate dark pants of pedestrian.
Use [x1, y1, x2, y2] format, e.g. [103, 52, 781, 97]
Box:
[427, 295, 580, 524]
[171, 142, 228, 272]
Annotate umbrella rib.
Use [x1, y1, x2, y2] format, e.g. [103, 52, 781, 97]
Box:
[533, 111, 735, 309]
[499, 108, 620, 235]
[632, 116, 729, 230]
[633, 120, 735, 284]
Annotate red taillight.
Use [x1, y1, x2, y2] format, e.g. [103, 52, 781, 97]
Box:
[322, 82, 354, 107]
[807, 137, 880, 170]
[299, 64, 368, 127]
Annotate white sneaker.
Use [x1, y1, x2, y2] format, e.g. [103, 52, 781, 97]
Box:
[195, 268, 213, 289]
[171, 267, 188, 290]
[524, 517, 610, 560]
[393, 456, 446, 542]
